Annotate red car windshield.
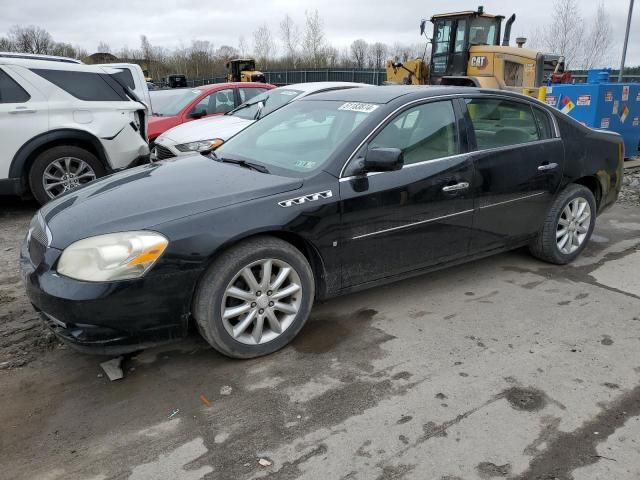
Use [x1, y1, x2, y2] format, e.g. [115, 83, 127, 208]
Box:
[154, 89, 202, 117]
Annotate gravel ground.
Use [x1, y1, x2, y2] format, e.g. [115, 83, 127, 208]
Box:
[620, 164, 640, 206]
[0, 198, 57, 370]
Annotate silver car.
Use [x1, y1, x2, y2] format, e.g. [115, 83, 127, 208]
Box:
[151, 82, 367, 160]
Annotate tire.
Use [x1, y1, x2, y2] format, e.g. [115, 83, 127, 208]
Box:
[28, 146, 106, 205]
[193, 236, 315, 359]
[529, 184, 596, 265]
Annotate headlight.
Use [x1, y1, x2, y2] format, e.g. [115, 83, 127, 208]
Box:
[57, 231, 168, 282]
[175, 138, 223, 152]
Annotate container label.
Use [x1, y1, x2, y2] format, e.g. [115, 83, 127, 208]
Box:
[620, 103, 629, 123]
[613, 100, 619, 115]
[546, 87, 553, 94]
[560, 95, 575, 114]
[622, 85, 629, 101]
[604, 91, 614, 102]
[636, 92, 640, 102]
[576, 95, 591, 106]
[633, 116, 640, 127]
[545, 96, 557, 106]
[600, 117, 610, 128]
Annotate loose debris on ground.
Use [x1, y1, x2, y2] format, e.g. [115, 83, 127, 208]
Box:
[620, 160, 640, 206]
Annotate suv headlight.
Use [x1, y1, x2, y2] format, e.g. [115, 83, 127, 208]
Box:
[175, 138, 223, 152]
[57, 231, 168, 282]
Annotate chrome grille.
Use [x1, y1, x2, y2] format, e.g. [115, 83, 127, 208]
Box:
[29, 213, 51, 247]
[155, 145, 175, 160]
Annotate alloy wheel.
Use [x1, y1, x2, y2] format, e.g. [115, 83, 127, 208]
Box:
[556, 197, 591, 255]
[221, 259, 302, 345]
[42, 157, 97, 199]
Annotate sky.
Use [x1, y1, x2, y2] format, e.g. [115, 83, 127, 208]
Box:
[0, 0, 638, 66]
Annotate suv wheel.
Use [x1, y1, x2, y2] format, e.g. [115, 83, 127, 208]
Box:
[193, 236, 315, 358]
[29, 146, 106, 204]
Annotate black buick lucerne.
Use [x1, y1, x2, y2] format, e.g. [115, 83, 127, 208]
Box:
[21, 86, 623, 358]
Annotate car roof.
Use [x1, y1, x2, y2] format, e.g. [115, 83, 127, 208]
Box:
[276, 82, 368, 94]
[0, 52, 83, 64]
[300, 85, 538, 104]
[195, 82, 272, 92]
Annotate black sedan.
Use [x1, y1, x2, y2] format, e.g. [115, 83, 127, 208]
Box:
[21, 86, 623, 358]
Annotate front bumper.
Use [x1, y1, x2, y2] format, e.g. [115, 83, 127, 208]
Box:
[20, 238, 199, 355]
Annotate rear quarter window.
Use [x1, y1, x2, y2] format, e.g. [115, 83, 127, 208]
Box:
[0, 68, 30, 103]
[31, 69, 127, 101]
[533, 107, 554, 139]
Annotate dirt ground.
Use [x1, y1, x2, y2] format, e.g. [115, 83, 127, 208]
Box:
[1, 168, 640, 480]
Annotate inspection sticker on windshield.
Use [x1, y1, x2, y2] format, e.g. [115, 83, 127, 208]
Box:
[295, 160, 316, 169]
[280, 90, 299, 96]
[338, 102, 379, 113]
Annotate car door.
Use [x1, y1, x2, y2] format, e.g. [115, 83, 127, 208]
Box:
[0, 66, 48, 181]
[461, 96, 565, 253]
[339, 99, 475, 288]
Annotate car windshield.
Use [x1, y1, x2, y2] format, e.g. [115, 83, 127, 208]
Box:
[230, 88, 303, 120]
[215, 100, 377, 176]
[154, 88, 202, 116]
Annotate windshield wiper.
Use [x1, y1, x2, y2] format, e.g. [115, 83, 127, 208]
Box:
[218, 157, 270, 174]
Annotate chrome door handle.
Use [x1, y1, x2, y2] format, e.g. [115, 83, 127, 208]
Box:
[442, 182, 470, 192]
[538, 162, 558, 171]
[9, 108, 36, 114]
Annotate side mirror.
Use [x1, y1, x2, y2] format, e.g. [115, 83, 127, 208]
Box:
[363, 148, 404, 173]
[189, 109, 207, 119]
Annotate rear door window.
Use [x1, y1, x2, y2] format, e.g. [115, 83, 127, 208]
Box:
[31, 69, 127, 101]
[369, 100, 459, 164]
[465, 98, 540, 149]
[191, 88, 236, 116]
[0, 68, 30, 103]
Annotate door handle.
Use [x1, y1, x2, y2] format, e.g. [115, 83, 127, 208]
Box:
[9, 108, 36, 114]
[442, 182, 470, 192]
[538, 162, 558, 171]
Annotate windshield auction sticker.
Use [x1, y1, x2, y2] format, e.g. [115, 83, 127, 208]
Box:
[338, 102, 379, 113]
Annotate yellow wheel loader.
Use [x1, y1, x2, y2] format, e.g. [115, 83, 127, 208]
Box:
[386, 6, 567, 97]
[226, 59, 266, 83]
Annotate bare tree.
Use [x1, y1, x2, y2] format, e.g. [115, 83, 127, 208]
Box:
[216, 45, 238, 62]
[237, 36, 249, 57]
[350, 39, 368, 69]
[97, 41, 111, 54]
[580, 2, 613, 69]
[9, 25, 53, 54]
[280, 14, 301, 67]
[302, 10, 325, 67]
[369, 42, 388, 69]
[540, 0, 584, 68]
[0, 37, 15, 51]
[253, 23, 276, 69]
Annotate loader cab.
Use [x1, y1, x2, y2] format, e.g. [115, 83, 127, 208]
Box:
[429, 9, 503, 84]
[226, 59, 266, 83]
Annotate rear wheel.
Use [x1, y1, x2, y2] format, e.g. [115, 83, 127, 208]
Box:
[28, 146, 105, 205]
[529, 184, 596, 264]
[193, 236, 315, 358]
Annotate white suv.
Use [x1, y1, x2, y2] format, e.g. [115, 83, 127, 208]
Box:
[0, 53, 150, 204]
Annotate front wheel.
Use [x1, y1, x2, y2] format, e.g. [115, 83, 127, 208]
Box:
[193, 236, 315, 358]
[529, 184, 596, 264]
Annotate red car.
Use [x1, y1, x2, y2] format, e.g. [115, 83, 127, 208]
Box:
[148, 82, 274, 142]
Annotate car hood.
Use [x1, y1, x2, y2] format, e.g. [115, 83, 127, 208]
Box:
[40, 155, 303, 249]
[161, 115, 255, 144]
[148, 115, 180, 139]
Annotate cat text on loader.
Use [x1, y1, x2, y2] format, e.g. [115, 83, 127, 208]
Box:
[226, 59, 266, 83]
[385, 6, 569, 97]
